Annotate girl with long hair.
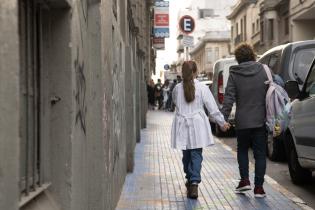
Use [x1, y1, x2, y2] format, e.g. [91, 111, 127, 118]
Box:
[171, 61, 230, 199]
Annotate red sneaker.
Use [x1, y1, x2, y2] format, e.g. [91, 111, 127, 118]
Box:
[235, 179, 251, 192]
[254, 186, 266, 198]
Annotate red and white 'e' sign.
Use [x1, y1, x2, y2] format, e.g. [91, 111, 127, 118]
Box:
[179, 15, 195, 35]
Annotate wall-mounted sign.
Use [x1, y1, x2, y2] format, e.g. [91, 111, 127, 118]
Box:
[153, 37, 165, 50]
[155, 14, 169, 27]
[154, 1, 170, 38]
[179, 15, 195, 35]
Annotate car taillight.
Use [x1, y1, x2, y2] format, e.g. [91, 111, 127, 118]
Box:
[218, 72, 224, 104]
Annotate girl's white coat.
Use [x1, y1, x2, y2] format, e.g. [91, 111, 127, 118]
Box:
[171, 80, 226, 150]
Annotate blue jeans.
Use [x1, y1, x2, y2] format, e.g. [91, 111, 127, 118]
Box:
[182, 148, 203, 183]
[236, 126, 267, 186]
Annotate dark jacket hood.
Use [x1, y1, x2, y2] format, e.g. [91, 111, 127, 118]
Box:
[230, 61, 262, 77]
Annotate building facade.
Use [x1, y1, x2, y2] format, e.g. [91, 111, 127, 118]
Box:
[227, 0, 263, 54]
[289, 0, 315, 41]
[176, 0, 236, 75]
[0, 0, 153, 210]
[259, 0, 290, 53]
[229, 0, 315, 54]
[190, 31, 231, 79]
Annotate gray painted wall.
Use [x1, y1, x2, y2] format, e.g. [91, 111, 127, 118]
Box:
[1, 0, 153, 210]
[0, 1, 20, 210]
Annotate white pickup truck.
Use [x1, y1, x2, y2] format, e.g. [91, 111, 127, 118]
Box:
[210, 57, 237, 136]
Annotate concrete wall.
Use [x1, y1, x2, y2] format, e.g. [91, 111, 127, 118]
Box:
[0, 1, 20, 210]
[103, 0, 128, 206]
[0, 0, 153, 210]
[43, 7, 72, 210]
[290, 0, 315, 15]
[291, 0, 315, 41]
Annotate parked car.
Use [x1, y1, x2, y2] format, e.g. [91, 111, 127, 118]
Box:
[201, 80, 212, 90]
[211, 57, 238, 136]
[197, 77, 214, 129]
[258, 40, 315, 161]
[197, 77, 213, 89]
[284, 57, 315, 185]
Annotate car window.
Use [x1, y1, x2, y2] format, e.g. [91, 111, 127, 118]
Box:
[259, 55, 270, 65]
[306, 63, 315, 96]
[268, 53, 281, 74]
[293, 48, 315, 84]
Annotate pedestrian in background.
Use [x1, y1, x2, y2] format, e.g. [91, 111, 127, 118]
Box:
[147, 79, 155, 110]
[162, 79, 170, 110]
[221, 43, 268, 198]
[167, 79, 177, 112]
[177, 75, 182, 83]
[171, 61, 230, 199]
[154, 79, 163, 109]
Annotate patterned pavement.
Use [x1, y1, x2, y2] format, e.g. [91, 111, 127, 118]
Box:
[116, 111, 310, 210]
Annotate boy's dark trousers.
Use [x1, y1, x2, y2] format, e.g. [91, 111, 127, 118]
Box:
[236, 126, 267, 186]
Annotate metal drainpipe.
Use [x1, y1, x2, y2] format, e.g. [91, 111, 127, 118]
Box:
[24, 0, 30, 196]
[32, 1, 38, 191]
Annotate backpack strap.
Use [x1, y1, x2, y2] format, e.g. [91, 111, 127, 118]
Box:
[262, 64, 273, 83]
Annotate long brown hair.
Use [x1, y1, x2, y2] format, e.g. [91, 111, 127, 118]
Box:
[182, 61, 197, 103]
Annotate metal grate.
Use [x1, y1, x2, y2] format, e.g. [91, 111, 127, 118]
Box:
[19, 0, 43, 199]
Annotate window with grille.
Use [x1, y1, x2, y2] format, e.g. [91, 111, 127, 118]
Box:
[207, 48, 213, 63]
[260, 21, 264, 42]
[252, 23, 255, 35]
[256, 19, 259, 31]
[19, 0, 47, 205]
[285, 17, 289, 35]
[231, 26, 234, 39]
[268, 19, 274, 40]
[240, 19, 243, 41]
[243, 15, 247, 40]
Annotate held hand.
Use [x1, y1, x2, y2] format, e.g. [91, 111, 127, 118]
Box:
[220, 123, 231, 132]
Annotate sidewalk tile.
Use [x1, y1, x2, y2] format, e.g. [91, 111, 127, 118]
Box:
[117, 111, 303, 210]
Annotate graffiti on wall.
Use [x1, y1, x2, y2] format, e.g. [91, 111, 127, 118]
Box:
[74, 48, 87, 135]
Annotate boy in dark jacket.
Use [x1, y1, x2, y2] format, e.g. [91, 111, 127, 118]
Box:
[221, 43, 268, 198]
